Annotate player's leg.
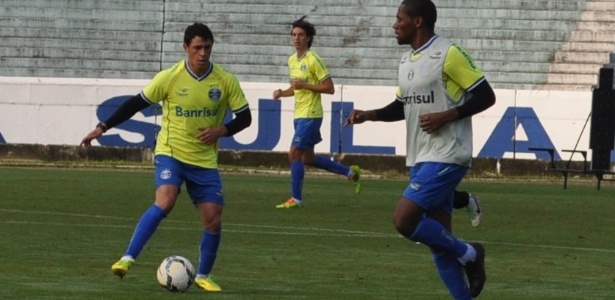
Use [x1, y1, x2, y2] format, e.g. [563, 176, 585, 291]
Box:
[186, 168, 224, 292]
[454, 190, 483, 227]
[111, 155, 182, 278]
[277, 118, 310, 208]
[466, 193, 482, 227]
[299, 118, 362, 193]
[195, 203, 223, 292]
[393, 163, 485, 298]
[453, 190, 469, 208]
[276, 144, 305, 208]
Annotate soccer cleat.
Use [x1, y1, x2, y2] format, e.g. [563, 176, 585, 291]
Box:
[111, 258, 134, 278]
[466, 193, 482, 227]
[195, 275, 222, 292]
[275, 198, 302, 208]
[463, 243, 486, 298]
[349, 165, 362, 194]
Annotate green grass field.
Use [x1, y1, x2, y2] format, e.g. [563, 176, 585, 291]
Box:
[1, 167, 615, 299]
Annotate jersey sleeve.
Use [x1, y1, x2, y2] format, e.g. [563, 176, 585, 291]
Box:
[225, 73, 249, 113]
[311, 53, 331, 82]
[141, 69, 171, 104]
[443, 45, 485, 92]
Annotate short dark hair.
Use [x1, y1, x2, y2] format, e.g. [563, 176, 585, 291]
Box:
[184, 22, 214, 45]
[291, 16, 316, 48]
[401, 0, 437, 31]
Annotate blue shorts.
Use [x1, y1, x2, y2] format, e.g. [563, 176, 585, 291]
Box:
[291, 118, 323, 149]
[154, 155, 224, 205]
[403, 162, 468, 215]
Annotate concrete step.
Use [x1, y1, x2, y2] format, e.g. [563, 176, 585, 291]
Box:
[549, 63, 603, 74]
[3, 37, 161, 52]
[0, 0, 162, 10]
[569, 30, 615, 42]
[546, 73, 598, 85]
[441, 29, 571, 42]
[0, 6, 162, 20]
[0, 67, 155, 79]
[0, 47, 160, 62]
[0, 27, 158, 41]
[577, 22, 615, 31]
[0, 57, 159, 72]
[561, 41, 615, 52]
[202, 0, 586, 11]
[554, 52, 610, 64]
[471, 50, 553, 63]
[0, 17, 161, 31]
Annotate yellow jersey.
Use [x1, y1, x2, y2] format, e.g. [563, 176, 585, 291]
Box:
[288, 49, 330, 118]
[141, 60, 249, 168]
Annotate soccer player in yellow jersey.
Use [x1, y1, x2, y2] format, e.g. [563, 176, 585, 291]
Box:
[345, 1, 495, 299]
[80, 23, 252, 292]
[273, 16, 361, 209]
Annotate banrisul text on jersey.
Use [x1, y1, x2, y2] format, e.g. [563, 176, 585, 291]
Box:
[399, 91, 435, 104]
[175, 106, 219, 117]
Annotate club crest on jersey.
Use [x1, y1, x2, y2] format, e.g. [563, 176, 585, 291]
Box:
[160, 168, 172, 180]
[176, 88, 189, 97]
[209, 87, 222, 102]
[300, 64, 307, 71]
[407, 69, 415, 81]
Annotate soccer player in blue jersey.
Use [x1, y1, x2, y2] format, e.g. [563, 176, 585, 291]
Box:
[345, 0, 495, 298]
[273, 16, 362, 209]
[80, 22, 252, 292]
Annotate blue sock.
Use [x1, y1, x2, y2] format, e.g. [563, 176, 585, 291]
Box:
[198, 230, 221, 276]
[290, 161, 304, 201]
[433, 251, 471, 300]
[409, 217, 468, 258]
[312, 156, 350, 176]
[125, 205, 166, 258]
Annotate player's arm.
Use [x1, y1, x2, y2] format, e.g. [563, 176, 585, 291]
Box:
[98, 94, 151, 131]
[344, 99, 404, 127]
[455, 81, 495, 119]
[198, 105, 251, 145]
[273, 87, 295, 99]
[291, 76, 334, 95]
[419, 46, 496, 133]
[80, 94, 151, 146]
[223, 106, 252, 136]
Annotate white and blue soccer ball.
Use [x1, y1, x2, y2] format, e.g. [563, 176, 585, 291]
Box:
[156, 255, 195, 292]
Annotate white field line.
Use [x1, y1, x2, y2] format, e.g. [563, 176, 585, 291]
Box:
[2, 208, 615, 253]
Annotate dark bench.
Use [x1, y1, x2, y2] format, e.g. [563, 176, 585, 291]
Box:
[529, 147, 615, 189]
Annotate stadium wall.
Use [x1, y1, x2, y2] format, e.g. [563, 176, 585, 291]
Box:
[1, 76, 610, 165]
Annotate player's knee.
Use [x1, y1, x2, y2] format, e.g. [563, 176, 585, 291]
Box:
[154, 195, 178, 214]
[204, 216, 222, 232]
[392, 215, 416, 237]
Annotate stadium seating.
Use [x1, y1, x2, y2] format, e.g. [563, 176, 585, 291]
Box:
[2, 0, 614, 91]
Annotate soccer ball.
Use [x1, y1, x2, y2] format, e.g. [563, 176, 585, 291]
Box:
[156, 255, 195, 292]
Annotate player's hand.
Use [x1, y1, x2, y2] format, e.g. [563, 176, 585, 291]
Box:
[197, 126, 226, 145]
[273, 89, 282, 100]
[289, 78, 304, 90]
[80, 127, 104, 147]
[419, 111, 452, 134]
[344, 110, 367, 127]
